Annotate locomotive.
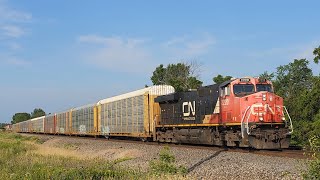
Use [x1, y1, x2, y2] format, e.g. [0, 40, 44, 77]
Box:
[155, 77, 293, 149]
[12, 77, 293, 149]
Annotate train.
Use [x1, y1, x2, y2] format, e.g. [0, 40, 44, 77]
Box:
[12, 77, 293, 149]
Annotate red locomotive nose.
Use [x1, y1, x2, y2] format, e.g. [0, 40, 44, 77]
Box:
[242, 91, 281, 123]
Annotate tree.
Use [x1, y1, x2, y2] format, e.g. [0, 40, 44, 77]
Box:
[273, 59, 313, 122]
[298, 76, 320, 121]
[266, 46, 320, 146]
[151, 62, 203, 91]
[151, 64, 166, 85]
[31, 108, 46, 118]
[212, 74, 232, 84]
[273, 59, 312, 99]
[11, 113, 31, 124]
[259, 71, 274, 80]
[270, 59, 317, 146]
[313, 46, 320, 64]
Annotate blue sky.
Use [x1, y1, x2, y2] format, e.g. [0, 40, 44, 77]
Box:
[1, 0, 320, 123]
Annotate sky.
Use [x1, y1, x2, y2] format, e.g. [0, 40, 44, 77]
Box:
[1, 0, 320, 123]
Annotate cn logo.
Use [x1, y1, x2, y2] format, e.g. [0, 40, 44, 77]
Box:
[182, 101, 196, 117]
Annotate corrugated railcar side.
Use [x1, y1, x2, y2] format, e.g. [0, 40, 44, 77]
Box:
[70, 104, 97, 135]
[31, 116, 45, 133]
[18, 120, 31, 133]
[97, 85, 175, 138]
[56, 110, 72, 135]
[44, 115, 56, 134]
[12, 123, 19, 132]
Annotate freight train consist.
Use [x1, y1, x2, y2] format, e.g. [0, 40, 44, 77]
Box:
[13, 77, 293, 149]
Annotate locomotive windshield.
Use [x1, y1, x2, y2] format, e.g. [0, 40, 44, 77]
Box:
[233, 84, 255, 96]
[256, 84, 273, 92]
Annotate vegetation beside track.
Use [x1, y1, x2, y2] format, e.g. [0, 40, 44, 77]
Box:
[0, 132, 186, 179]
[303, 136, 320, 179]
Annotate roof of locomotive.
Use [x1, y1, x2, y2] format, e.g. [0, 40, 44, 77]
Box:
[155, 84, 220, 103]
[219, 79, 236, 88]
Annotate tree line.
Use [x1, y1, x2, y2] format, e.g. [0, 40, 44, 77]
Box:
[11, 108, 46, 124]
[260, 58, 319, 146]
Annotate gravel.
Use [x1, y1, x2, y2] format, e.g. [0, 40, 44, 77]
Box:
[22, 134, 307, 179]
[187, 151, 306, 180]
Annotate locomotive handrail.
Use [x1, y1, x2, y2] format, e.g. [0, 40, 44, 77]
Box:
[241, 106, 251, 138]
[283, 106, 293, 134]
[246, 108, 252, 136]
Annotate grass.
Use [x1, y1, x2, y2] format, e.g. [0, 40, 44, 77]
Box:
[0, 132, 143, 179]
[0, 132, 187, 179]
[63, 143, 79, 150]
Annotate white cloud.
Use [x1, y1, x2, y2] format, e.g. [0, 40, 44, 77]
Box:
[78, 35, 154, 73]
[0, 1, 32, 65]
[0, 53, 30, 66]
[165, 36, 187, 46]
[0, 1, 31, 39]
[0, 1, 32, 23]
[78, 35, 146, 47]
[247, 47, 297, 59]
[163, 33, 216, 57]
[7, 42, 22, 50]
[1, 25, 25, 38]
[77, 33, 216, 73]
[294, 41, 320, 61]
[247, 40, 320, 61]
[78, 34, 110, 44]
[5, 56, 29, 66]
[243, 40, 320, 75]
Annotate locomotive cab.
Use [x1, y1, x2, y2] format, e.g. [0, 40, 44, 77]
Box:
[219, 77, 293, 149]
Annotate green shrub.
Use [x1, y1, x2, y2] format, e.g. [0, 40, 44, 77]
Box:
[149, 146, 187, 176]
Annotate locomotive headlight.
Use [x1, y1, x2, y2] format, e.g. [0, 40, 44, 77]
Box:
[282, 117, 286, 121]
[262, 94, 266, 101]
[259, 117, 264, 121]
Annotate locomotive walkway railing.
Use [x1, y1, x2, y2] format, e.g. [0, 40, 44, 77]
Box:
[241, 106, 251, 138]
[241, 105, 294, 138]
[283, 106, 294, 134]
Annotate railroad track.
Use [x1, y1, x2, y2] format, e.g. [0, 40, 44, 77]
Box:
[20, 133, 307, 159]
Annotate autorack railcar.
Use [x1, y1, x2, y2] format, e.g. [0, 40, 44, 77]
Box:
[31, 116, 45, 133]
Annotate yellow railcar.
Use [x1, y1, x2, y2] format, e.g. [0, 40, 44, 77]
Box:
[31, 116, 45, 133]
[97, 85, 174, 138]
